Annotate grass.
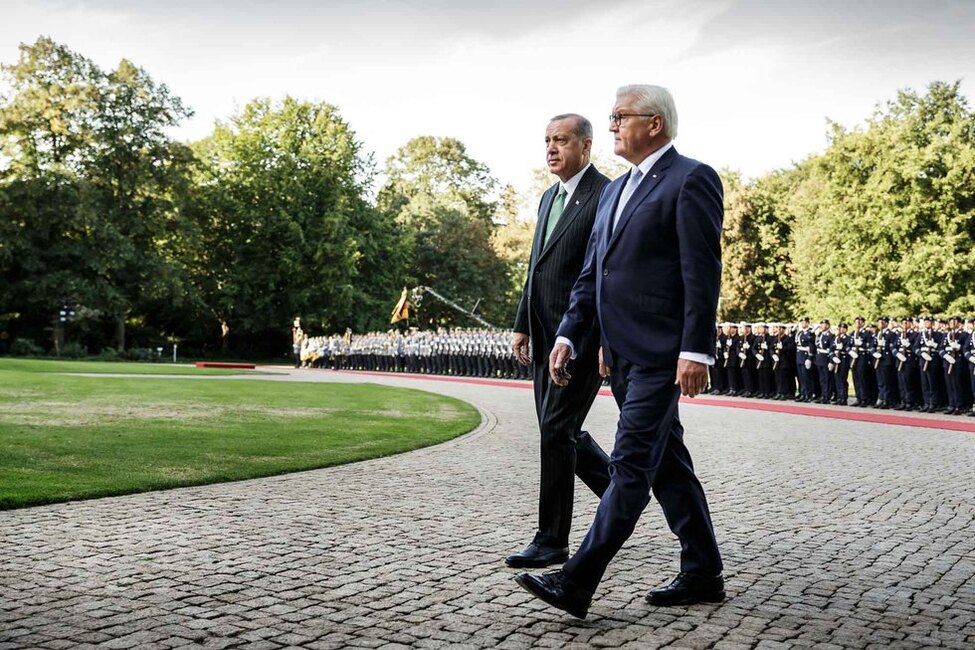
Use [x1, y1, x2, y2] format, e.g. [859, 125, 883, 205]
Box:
[0, 357, 274, 375]
[0, 358, 480, 509]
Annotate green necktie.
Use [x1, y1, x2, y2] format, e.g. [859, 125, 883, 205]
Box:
[544, 187, 567, 245]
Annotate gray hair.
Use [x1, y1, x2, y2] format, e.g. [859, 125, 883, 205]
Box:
[549, 113, 593, 140]
[616, 85, 678, 139]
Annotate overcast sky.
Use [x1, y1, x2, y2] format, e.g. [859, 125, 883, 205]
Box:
[2, 0, 974, 203]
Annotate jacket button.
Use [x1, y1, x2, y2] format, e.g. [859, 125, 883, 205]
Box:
[603, 269, 609, 276]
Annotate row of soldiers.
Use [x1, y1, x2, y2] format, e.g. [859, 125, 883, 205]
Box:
[710, 316, 975, 415]
[294, 328, 531, 380]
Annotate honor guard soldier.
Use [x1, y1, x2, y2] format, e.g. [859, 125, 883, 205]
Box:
[965, 319, 975, 416]
[772, 323, 797, 400]
[870, 317, 895, 408]
[739, 322, 757, 397]
[849, 316, 875, 406]
[832, 323, 852, 405]
[753, 323, 774, 398]
[940, 316, 969, 414]
[795, 317, 815, 402]
[291, 318, 303, 368]
[710, 323, 726, 394]
[916, 316, 944, 412]
[894, 317, 919, 410]
[814, 319, 835, 403]
[724, 323, 742, 396]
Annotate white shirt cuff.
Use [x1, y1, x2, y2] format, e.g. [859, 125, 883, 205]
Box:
[555, 336, 577, 359]
[680, 351, 714, 366]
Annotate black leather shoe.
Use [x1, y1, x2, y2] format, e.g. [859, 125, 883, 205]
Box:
[645, 572, 726, 606]
[505, 543, 569, 569]
[513, 570, 592, 619]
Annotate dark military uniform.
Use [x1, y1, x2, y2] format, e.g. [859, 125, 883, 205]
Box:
[773, 325, 797, 400]
[916, 319, 944, 412]
[894, 320, 919, 410]
[795, 320, 815, 402]
[814, 321, 835, 403]
[832, 325, 852, 405]
[940, 320, 969, 414]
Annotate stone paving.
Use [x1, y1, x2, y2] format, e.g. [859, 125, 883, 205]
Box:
[2, 368, 974, 649]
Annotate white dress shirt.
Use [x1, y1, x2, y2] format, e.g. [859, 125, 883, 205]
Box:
[556, 144, 714, 367]
[559, 162, 591, 206]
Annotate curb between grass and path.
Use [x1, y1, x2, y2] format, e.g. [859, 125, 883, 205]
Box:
[290, 366, 975, 434]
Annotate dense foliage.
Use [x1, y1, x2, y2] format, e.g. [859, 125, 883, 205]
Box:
[2, 38, 973, 355]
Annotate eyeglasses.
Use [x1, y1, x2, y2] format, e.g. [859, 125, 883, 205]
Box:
[609, 112, 657, 126]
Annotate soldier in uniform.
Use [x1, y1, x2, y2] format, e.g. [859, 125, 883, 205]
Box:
[870, 317, 896, 408]
[291, 318, 303, 368]
[795, 317, 815, 402]
[814, 319, 835, 403]
[832, 323, 852, 405]
[738, 323, 758, 397]
[709, 324, 726, 394]
[753, 323, 774, 398]
[894, 317, 919, 410]
[849, 316, 874, 406]
[915, 316, 944, 412]
[940, 316, 968, 415]
[965, 319, 975, 416]
[772, 323, 796, 400]
[724, 323, 742, 396]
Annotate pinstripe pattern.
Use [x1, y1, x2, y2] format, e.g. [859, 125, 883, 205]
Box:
[511, 164, 612, 546]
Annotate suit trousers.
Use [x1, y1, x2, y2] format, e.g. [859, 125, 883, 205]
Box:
[533, 352, 610, 547]
[562, 355, 723, 592]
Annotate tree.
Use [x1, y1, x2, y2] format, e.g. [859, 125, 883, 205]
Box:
[379, 136, 511, 326]
[789, 81, 975, 320]
[0, 37, 194, 350]
[190, 97, 396, 352]
[718, 168, 801, 321]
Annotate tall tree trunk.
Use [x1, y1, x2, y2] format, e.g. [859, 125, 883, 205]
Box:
[115, 316, 126, 351]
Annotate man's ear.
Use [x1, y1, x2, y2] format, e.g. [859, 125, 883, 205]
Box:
[582, 137, 593, 157]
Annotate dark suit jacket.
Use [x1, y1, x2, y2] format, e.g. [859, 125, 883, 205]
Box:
[514, 164, 610, 361]
[556, 147, 723, 368]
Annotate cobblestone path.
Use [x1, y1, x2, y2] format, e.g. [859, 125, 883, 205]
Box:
[2, 369, 973, 649]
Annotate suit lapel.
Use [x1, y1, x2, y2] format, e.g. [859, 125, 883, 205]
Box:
[606, 147, 677, 255]
[537, 167, 596, 262]
[531, 183, 558, 264]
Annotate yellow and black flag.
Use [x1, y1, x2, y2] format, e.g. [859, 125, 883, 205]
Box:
[390, 288, 411, 324]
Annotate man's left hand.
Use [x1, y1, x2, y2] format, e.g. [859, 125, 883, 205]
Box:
[675, 358, 708, 397]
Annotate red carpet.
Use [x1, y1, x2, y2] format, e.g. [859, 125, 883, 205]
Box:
[277, 367, 975, 433]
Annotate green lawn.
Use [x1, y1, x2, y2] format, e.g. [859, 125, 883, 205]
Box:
[0, 357, 274, 375]
[0, 358, 480, 509]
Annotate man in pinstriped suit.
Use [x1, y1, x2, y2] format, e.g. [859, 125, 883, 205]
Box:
[506, 114, 612, 569]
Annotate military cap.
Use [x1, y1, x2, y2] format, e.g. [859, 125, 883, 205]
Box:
[901, 316, 914, 323]
[819, 319, 830, 325]
[854, 315, 865, 322]
[838, 322, 849, 329]
[877, 316, 889, 322]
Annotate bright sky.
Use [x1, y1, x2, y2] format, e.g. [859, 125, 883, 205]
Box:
[3, 0, 974, 205]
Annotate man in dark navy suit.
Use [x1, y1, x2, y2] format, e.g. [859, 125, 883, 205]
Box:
[507, 114, 612, 569]
[513, 85, 724, 619]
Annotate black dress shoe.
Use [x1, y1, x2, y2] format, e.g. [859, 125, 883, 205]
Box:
[513, 570, 592, 619]
[505, 542, 569, 569]
[646, 572, 726, 606]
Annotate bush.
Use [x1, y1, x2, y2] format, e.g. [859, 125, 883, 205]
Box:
[121, 347, 160, 362]
[10, 338, 44, 357]
[57, 342, 87, 358]
[95, 347, 120, 361]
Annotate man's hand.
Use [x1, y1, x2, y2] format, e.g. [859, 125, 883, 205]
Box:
[512, 332, 530, 366]
[598, 346, 610, 378]
[676, 358, 708, 397]
[549, 342, 573, 386]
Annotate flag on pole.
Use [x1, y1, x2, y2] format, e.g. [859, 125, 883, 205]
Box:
[391, 287, 411, 323]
